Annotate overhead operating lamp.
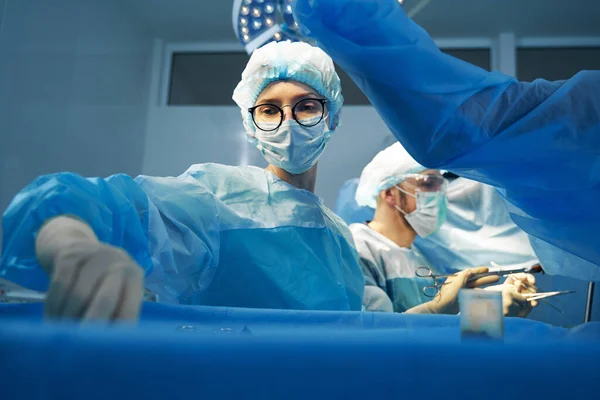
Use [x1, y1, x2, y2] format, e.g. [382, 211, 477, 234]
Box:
[233, 0, 407, 55]
[232, 0, 309, 54]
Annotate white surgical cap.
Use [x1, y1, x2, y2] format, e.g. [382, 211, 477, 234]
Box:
[232, 40, 343, 134]
[355, 143, 426, 209]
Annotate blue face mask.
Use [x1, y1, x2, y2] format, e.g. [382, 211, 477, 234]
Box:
[395, 188, 448, 238]
[253, 116, 330, 175]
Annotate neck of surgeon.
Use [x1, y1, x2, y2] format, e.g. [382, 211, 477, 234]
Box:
[267, 163, 318, 193]
[369, 202, 416, 249]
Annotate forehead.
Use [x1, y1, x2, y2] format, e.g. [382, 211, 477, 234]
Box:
[255, 80, 319, 104]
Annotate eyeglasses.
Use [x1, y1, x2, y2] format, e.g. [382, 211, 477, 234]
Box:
[248, 98, 327, 132]
[397, 174, 447, 193]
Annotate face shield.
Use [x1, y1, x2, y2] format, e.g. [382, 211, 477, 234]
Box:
[394, 174, 448, 238]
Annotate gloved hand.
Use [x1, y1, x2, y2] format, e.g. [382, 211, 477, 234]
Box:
[505, 273, 537, 294]
[428, 267, 500, 314]
[500, 284, 535, 318]
[36, 216, 144, 322]
[484, 273, 538, 317]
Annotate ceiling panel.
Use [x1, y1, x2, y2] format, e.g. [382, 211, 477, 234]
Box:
[122, 0, 600, 42]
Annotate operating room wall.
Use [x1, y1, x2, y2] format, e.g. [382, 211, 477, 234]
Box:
[0, 0, 154, 247]
[142, 105, 396, 206]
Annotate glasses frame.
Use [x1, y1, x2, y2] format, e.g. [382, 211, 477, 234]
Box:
[248, 98, 328, 132]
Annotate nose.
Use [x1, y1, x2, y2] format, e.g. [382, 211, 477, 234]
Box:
[281, 105, 294, 121]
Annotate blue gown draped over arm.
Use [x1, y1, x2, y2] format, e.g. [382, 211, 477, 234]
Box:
[294, 0, 600, 280]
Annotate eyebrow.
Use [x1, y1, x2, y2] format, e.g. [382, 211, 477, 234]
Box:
[256, 92, 321, 105]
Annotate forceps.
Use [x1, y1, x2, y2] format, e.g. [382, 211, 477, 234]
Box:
[0, 278, 159, 303]
[523, 291, 575, 302]
[415, 264, 544, 298]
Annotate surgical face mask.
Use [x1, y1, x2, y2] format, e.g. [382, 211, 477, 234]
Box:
[253, 116, 330, 175]
[395, 187, 448, 238]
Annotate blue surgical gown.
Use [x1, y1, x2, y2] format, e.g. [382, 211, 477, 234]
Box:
[294, 0, 600, 281]
[0, 163, 364, 310]
[350, 222, 435, 313]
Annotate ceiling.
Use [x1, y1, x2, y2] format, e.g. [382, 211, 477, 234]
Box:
[123, 0, 600, 43]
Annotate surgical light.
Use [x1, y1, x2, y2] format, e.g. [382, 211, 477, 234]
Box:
[233, 0, 405, 54]
[232, 0, 310, 54]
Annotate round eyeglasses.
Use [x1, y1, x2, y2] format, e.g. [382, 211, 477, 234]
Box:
[248, 98, 327, 132]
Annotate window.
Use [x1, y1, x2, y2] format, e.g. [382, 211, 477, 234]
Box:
[517, 47, 600, 81]
[167, 48, 491, 105]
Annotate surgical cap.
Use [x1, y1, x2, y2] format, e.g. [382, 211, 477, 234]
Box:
[355, 143, 426, 209]
[232, 40, 343, 134]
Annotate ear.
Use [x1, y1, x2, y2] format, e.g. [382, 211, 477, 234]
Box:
[381, 188, 396, 208]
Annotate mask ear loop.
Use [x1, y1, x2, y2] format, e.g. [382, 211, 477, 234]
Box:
[393, 184, 415, 215]
[395, 177, 434, 215]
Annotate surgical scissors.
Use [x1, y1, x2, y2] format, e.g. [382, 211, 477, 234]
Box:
[415, 264, 544, 297]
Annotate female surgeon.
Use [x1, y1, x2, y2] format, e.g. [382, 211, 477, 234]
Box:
[0, 40, 366, 321]
[0, 40, 497, 322]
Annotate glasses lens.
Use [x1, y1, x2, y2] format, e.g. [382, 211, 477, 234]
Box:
[404, 175, 446, 193]
[293, 99, 324, 126]
[253, 104, 282, 130]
